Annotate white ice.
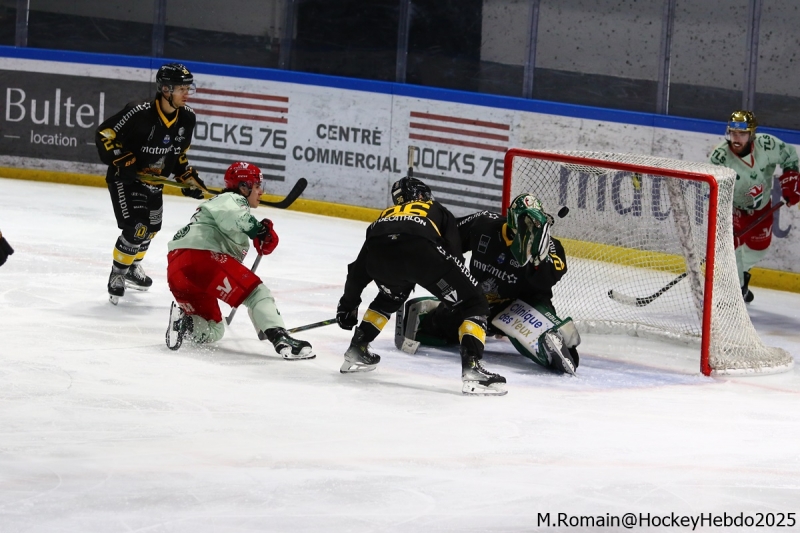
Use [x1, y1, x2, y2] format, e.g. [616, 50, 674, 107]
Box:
[1, 177, 799, 532]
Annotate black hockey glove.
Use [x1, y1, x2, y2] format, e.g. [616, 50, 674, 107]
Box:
[177, 167, 205, 188]
[177, 167, 206, 199]
[112, 152, 138, 181]
[181, 187, 205, 199]
[336, 300, 359, 330]
[0, 233, 14, 267]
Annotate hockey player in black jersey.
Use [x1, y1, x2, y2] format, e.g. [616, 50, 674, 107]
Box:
[336, 177, 507, 396]
[397, 193, 581, 375]
[96, 63, 206, 304]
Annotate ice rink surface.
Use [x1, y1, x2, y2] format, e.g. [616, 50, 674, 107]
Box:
[1, 177, 799, 532]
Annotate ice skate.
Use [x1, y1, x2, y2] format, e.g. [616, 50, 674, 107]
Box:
[461, 353, 507, 396]
[166, 301, 192, 350]
[125, 261, 153, 291]
[540, 330, 577, 375]
[742, 271, 754, 303]
[107, 270, 126, 305]
[265, 328, 315, 360]
[340, 328, 380, 373]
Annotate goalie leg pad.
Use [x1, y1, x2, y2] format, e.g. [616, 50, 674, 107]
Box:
[491, 299, 580, 374]
[394, 296, 441, 353]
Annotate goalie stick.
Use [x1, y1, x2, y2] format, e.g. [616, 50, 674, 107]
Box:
[608, 200, 785, 307]
[140, 174, 308, 209]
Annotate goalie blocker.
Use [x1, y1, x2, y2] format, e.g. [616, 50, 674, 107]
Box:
[397, 297, 580, 375]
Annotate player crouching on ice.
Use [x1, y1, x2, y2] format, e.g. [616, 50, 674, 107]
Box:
[396, 193, 581, 375]
[336, 177, 507, 396]
[164, 161, 314, 360]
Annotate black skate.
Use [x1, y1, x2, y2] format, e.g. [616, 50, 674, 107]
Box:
[340, 328, 380, 373]
[166, 301, 192, 350]
[125, 262, 153, 291]
[265, 328, 315, 360]
[461, 354, 507, 396]
[742, 271, 754, 303]
[540, 330, 578, 375]
[108, 270, 125, 305]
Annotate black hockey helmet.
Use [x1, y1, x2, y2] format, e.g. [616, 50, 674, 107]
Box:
[156, 63, 195, 94]
[391, 177, 432, 205]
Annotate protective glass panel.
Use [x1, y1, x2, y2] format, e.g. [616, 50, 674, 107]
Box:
[0, 1, 15, 46]
[476, 0, 529, 96]
[754, 0, 800, 130]
[668, 0, 748, 121]
[406, 0, 484, 92]
[27, 0, 153, 56]
[164, 0, 282, 68]
[291, 0, 398, 81]
[534, 0, 662, 112]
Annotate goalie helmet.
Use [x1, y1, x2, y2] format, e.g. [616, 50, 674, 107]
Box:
[156, 63, 195, 94]
[506, 193, 553, 266]
[224, 161, 263, 192]
[727, 110, 757, 136]
[391, 177, 432, 205]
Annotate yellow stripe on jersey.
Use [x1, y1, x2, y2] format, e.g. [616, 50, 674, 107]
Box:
[363, 309, 390, 331]
[501, 223, 514, 246]
[458, 320, 486, 345]
[156, 99, 179, 128]
[134, 250, 148, 261]
[113, 247, 137, 266]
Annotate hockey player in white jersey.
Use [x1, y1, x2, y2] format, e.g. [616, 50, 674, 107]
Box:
[709, 110, 800, 302]
[164, 161, 314, 360]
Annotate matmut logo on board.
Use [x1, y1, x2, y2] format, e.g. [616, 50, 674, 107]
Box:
[188, 88, 289, 182]
[408, 111, 510, 212]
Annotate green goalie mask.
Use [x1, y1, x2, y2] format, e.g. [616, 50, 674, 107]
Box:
[506, 194, 553, 266]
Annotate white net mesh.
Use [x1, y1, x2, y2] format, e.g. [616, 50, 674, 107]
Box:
[507, 149, 793, 375]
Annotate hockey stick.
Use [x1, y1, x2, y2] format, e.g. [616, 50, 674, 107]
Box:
[139, 174, 308, 209]
[607, 200, 785, 307]
[287, 318, 337, 334]
[226, 254, 263, 325]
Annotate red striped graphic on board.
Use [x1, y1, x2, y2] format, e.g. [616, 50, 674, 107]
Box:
[189, 88, 288, 124]
[408, 111, 510, 152]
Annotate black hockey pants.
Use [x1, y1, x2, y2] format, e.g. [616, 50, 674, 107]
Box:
[360, 236, 488, 358]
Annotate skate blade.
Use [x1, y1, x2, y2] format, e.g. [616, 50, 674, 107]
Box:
[124, 281, 150, 292]
[282, 349, 316, 360]
[462, 381, 508, 396]
[340, 361, 377, 373]
[109, 294, 120, 305]
[166, 333, 183, 351]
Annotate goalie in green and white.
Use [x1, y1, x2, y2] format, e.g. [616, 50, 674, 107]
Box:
[395, 193, 580, 374]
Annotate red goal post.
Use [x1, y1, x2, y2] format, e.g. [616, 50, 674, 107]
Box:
[502, 148, 793, 376]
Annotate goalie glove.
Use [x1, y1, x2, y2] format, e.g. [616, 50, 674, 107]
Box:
[779, 169, 800, 206]
[253, 218, 279, 256]
[177, 167, 206, 199]
[336, 299, 359, 330]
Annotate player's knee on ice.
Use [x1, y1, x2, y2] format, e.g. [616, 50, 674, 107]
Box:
[189, 315, 225, 344]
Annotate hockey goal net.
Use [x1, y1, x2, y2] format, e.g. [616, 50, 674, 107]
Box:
[502, 148, 793, 376]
